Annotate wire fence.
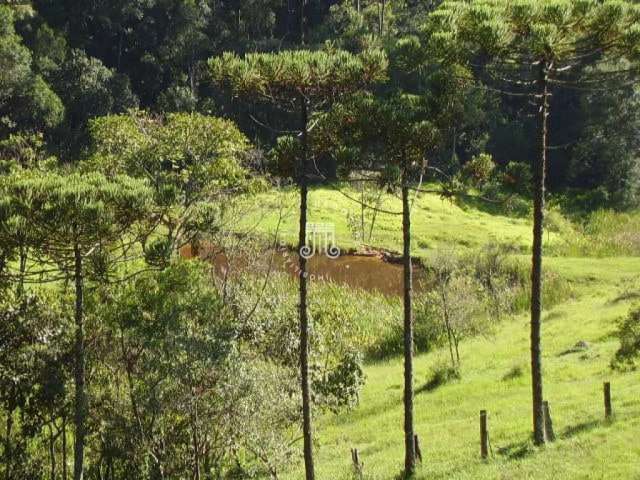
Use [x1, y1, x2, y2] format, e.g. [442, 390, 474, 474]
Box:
[349, 380, 640, 470]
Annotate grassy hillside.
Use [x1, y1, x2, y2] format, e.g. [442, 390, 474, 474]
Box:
[251, 187, 640, 479]
[282, 260, 640, 479]
[239, 186, 537, 256]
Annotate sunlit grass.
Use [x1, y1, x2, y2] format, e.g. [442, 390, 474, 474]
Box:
[251, 186, 640, 479]
[238, 185, 537, 257]
[282, 262, 640, 479]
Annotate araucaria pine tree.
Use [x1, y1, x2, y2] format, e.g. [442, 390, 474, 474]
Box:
[430, 0, 640, 445]
[209, 49, 387, 480]
[0, 170, 151, 479]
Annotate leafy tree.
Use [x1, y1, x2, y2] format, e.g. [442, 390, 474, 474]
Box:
[46, 49, 138, 158]
[209, 48, 387, 480]
[569, 62, 640, 209]
[431, 0, 640, 445]
[0, 292, 70, 480]
[0, 5, 63, 135]
[612, 305, 640, 370]
[90, 261, 304, 478]
[312, 89, 439, 475]
[0, 170, 152, 480]
[89, 111, 259, 264]
[96, 261, 235, 477]
[428, 251, 484, 370]
[353, 94, 437, 476]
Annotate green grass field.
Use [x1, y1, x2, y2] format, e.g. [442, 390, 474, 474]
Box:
[285, 272, 640, 479]
[250, 187, 640, 480]
[239, 186, 538, 257]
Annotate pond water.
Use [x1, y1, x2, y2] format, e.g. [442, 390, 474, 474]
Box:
[180, 244, 426, 297]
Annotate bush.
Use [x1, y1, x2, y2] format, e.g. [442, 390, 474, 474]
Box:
[611, 306, 640, 370]
[421, 360, 461, 392]
[229, 273, 399, 406]
[502, 365, 524, 381]
[460, 153, 496, 188]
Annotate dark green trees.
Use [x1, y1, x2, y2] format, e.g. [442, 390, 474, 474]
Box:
[0, 6, 63, 136]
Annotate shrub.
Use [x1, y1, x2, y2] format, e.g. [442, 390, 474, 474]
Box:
[420, 360, 461, 392]
[502, 365, 524, 381]
[229, 273, 399, 406]
[460, 153, 496, 188]
[611, 306, 640, 370]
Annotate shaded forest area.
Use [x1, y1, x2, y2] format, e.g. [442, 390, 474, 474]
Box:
[2, 0, 639, 208]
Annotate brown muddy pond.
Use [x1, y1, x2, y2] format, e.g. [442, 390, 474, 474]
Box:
[180, 244, 426, 297]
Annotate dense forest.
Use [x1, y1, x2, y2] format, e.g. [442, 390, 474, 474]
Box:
[1, 1, 640, 479]
[2, 0, 639, 206]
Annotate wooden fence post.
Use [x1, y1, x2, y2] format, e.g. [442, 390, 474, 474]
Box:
[542, 401, 556, 442]
[480, 410, 488, 459]
[414, 434, 423, 463]
[604, 382, 613, 419]
[351, 448, 361, 472]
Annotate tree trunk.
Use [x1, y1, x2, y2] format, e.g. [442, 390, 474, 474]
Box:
[453, 332, 460, 367]
[379, 0, 385, 36]
[5, 403, 13, 480]
[73, 244, 86, 480]
[440, 288, 456, 368]
[17, 245, 27, 300]
[49, 424, 57, 480]
[298, 96, 315, 480]
[62, 415, 67, 480]
[360, 181, 365, 242]
[402, 165, 416, 476]
[299, 0, 305, 44]
[192, 399, 201, 480]
[530, 60, 549, 447]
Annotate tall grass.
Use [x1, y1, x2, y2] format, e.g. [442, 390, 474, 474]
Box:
[551, 209, 640, 257]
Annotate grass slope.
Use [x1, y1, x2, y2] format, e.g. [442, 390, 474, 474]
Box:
[240, 186, 537, 256]
[246, 186, 640, 479]
[284, 261, 640, 479]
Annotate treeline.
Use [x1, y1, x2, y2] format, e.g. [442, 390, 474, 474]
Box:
[1, 1, 639, 208]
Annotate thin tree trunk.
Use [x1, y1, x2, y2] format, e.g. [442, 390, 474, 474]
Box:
[117, 30, 123, 70]
[367, 191, 383, 243]
[73, 243, 86, 480]
[360, 181, 365, 242]
[441, 291, 456, 368]
[378, 0, 385, 36]
[453, 333, 461, 367]
[401, 164, 416, 477]
[49, 424, 57, 480]
[62, 415, 68, 480]
[530, 60, 549, 447]
[17, 245, 27, 300]
[298, 96, 315, 480]
[299, 0, 305, 44]
[5, 404, 13, 480]
[192, 399, 201, 480]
